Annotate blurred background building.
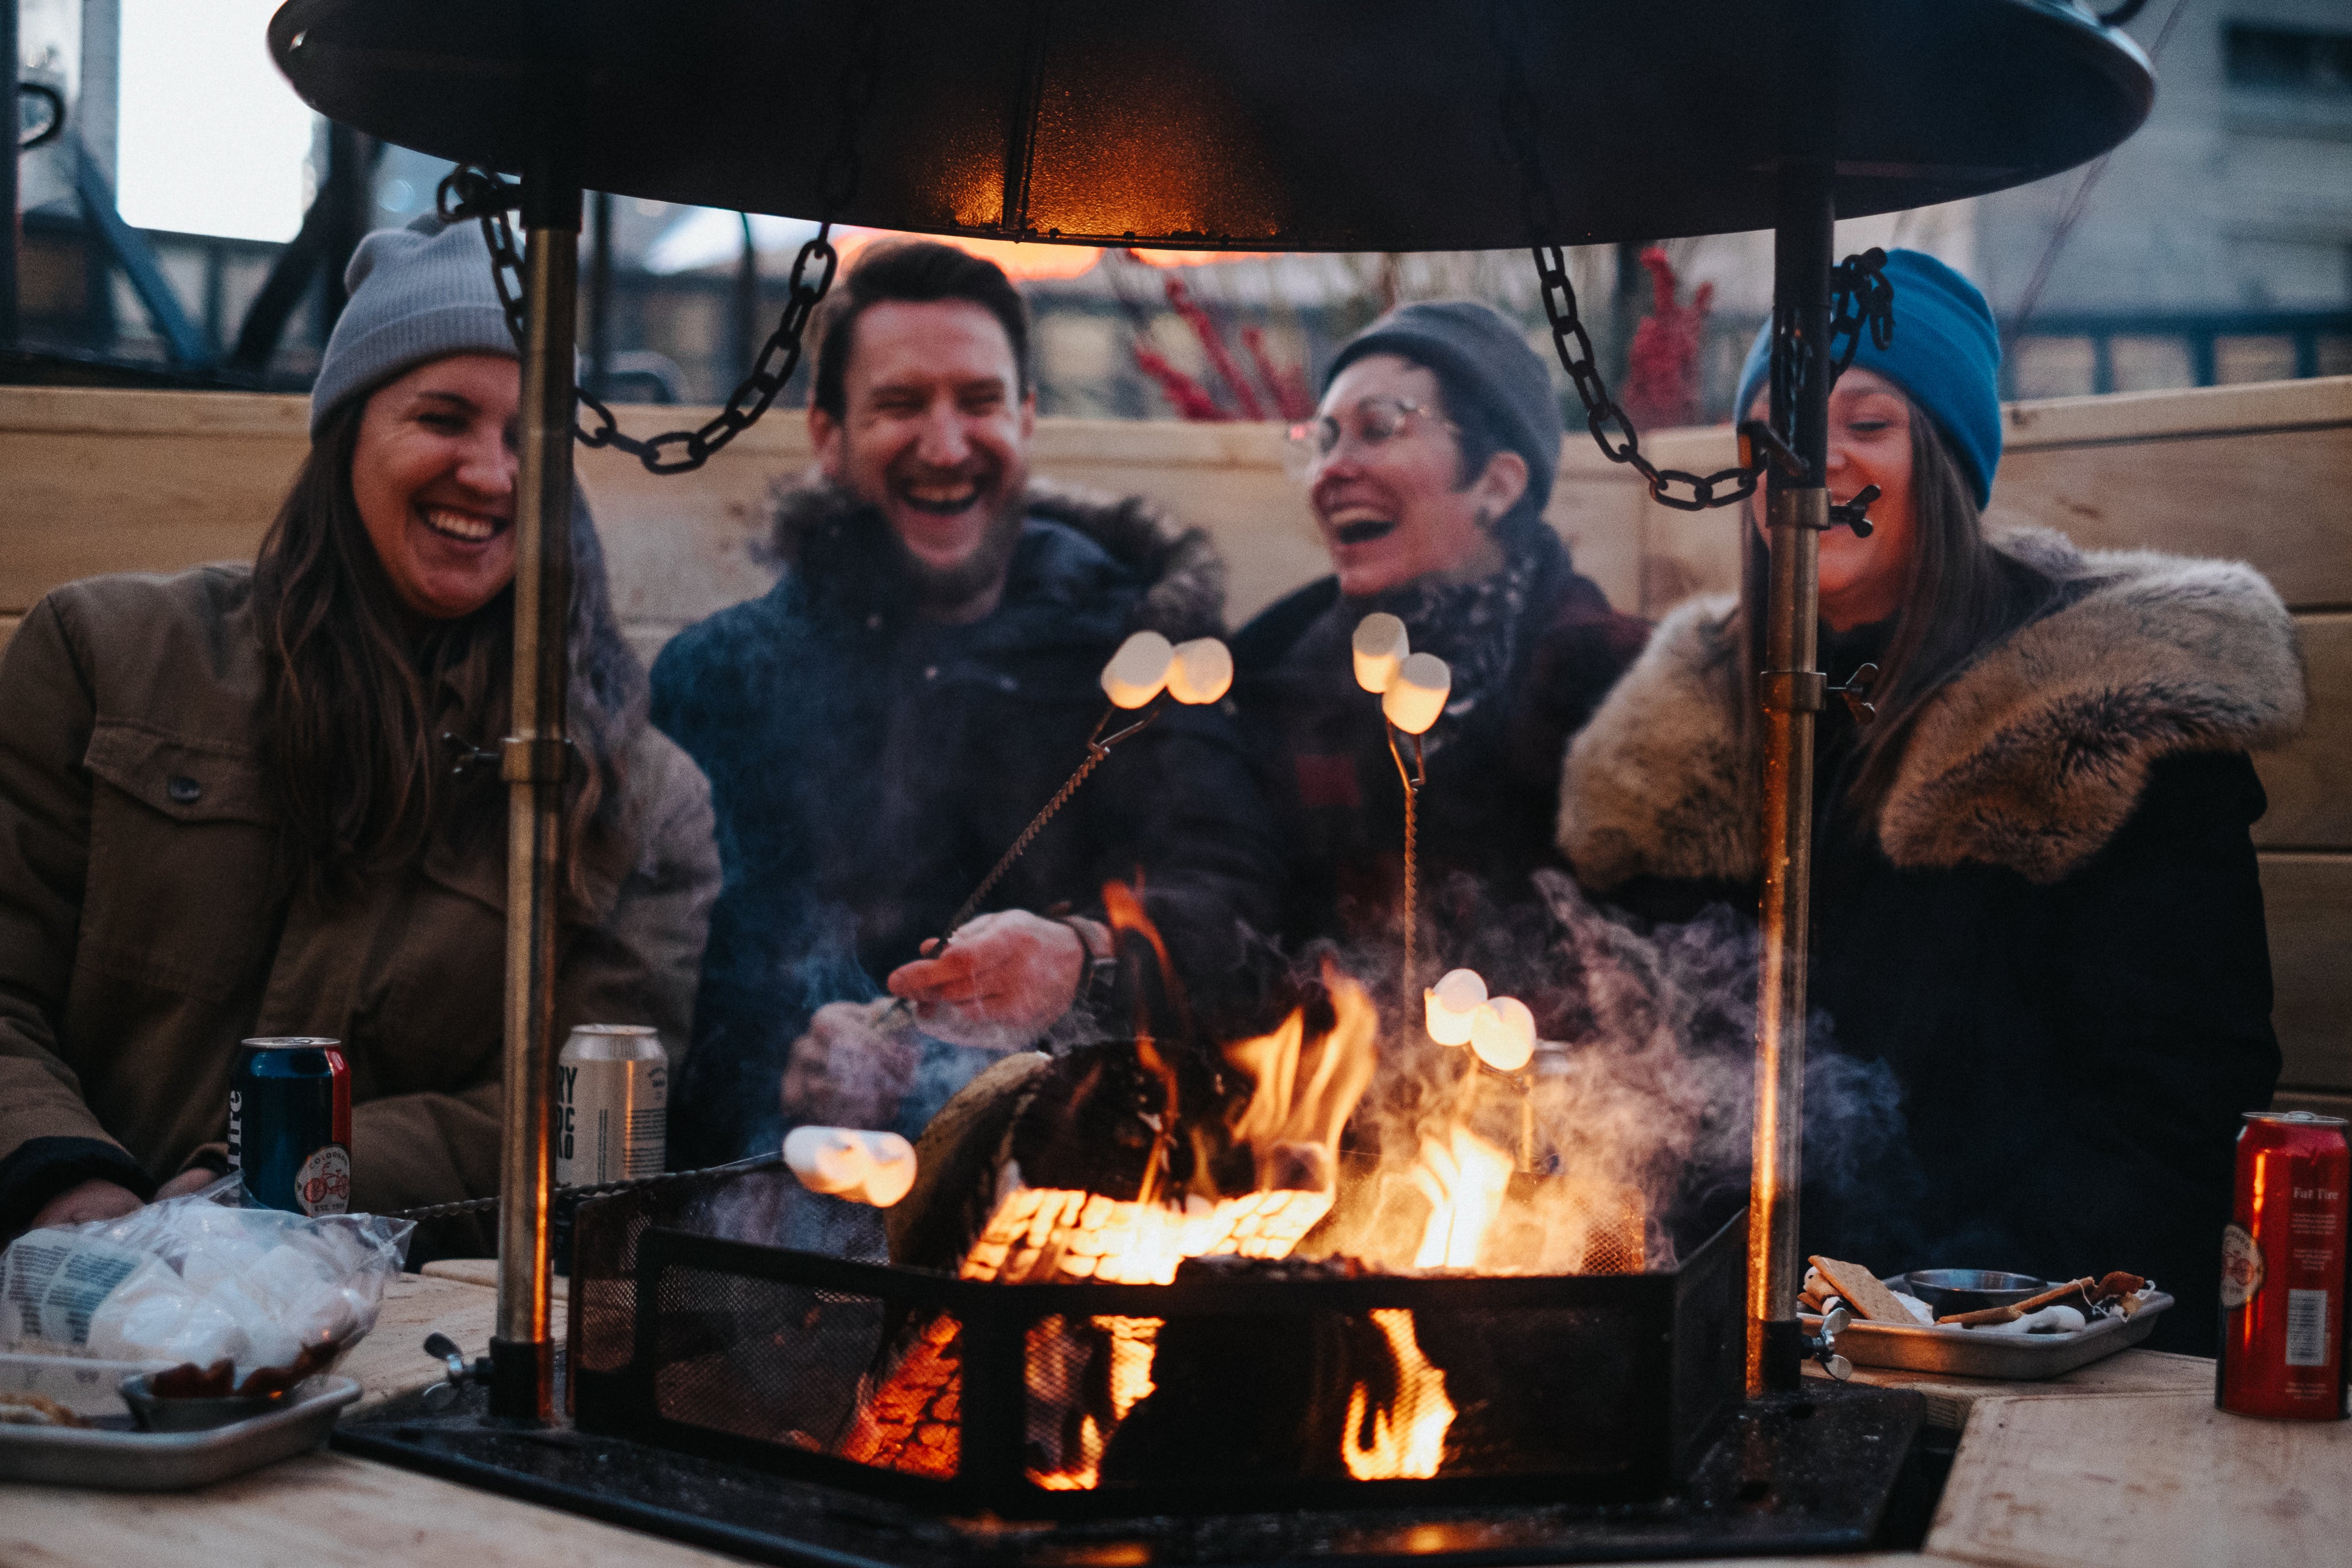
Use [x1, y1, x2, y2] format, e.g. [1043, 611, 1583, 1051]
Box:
[8, 0, 2349, 421]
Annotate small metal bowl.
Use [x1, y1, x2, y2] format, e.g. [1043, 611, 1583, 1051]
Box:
[118, 1373, 291, 1433]
[1903, 1268, 2047, 1318]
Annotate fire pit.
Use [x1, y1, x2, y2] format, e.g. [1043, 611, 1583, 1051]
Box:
[564, 1166, 1744, 1515]
[341, 1153, 1930, 1563]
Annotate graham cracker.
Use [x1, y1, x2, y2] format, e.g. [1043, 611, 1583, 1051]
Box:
[1807, 1254, 1910, 1323]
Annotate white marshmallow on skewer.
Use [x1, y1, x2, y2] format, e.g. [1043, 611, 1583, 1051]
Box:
[1382, 652, 1451, 735]
[784, 1126, 874, 1195]
[1101, 630, 1175, 709]
[1351, 613, 1409, 694]
[783, 1126, 918, 1207]
[1424, 967, 1488, 1046]
[1166, 637, 1234, 705]
[1469, 996, 1537, 1073]
[856, 1132, 919, 1207]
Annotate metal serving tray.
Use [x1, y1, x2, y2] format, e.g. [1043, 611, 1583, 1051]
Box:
[0, 1353, 359, 1489]
[1802, 1285, 2175, 1381]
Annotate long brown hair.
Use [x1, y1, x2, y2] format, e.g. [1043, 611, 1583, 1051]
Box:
[249, 397, 647, 909]
[1730, 398, 2057, 829]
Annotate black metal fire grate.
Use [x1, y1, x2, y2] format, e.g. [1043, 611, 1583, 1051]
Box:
[566, 1167, 1748, 1517]
[338, 1162, 1933, 1564]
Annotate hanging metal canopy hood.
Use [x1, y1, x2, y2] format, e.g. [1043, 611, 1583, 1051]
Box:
[270, 0, 2152, 251]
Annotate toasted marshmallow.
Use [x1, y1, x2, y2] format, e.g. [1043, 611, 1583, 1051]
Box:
[1382, 652, 1451, 735]
[1352, 613, 1409, 694]
[1101, 630, 1175, 709]
[783, 1127, 918, 1207]
[857, 1132, 919, 1207]
[784, 1126, 874, 1195]
[1469, 996, 1537, 1074]
[1425, 967, 1488, 1047]
[1167, 637, 1234, 705]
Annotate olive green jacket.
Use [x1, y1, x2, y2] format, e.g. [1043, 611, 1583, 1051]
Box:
[0, 565, 718, 1253]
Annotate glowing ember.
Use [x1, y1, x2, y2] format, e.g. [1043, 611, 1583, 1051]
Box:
[1342, 1310, 1455, 1480]
[1410, 1126, 1514, 1271]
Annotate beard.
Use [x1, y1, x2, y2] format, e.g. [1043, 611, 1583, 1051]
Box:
[884, 491, 1029, 619]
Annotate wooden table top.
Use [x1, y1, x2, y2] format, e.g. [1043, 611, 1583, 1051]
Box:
[4, 1272, 2342, 1568]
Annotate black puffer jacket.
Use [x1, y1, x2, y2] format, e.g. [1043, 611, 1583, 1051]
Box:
[1231, 519, 1647, 965]
[651, 482, 1281, 1167]
[1559, 528, 2304, 1353]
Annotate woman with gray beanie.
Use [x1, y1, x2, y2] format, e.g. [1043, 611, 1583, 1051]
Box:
[1231, 300, 1646, 972]
[0, 214, 718, 1261]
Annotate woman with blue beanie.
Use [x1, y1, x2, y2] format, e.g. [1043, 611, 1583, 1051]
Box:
[1231, 300, 1647, 976]
[0, 214, 718, 1261]
[1558, 249, 2301, 1353]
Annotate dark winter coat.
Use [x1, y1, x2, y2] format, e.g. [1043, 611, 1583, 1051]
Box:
[0, 566, 719, 1255]
[1559, 528, 2303, 1353]
[649, 482, 1283, 1168]
[1231, 520, 1647, 957]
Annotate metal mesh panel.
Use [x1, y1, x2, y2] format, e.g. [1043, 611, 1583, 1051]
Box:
[644, 1260, 897, 1454]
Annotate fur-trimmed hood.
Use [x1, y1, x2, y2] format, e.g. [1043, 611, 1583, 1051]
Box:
[1559, 528, 2306, 890]
[766, 475, 1227, 640]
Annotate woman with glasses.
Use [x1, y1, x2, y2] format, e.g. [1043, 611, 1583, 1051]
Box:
[1557, 251, 2296, 1351]
[1230, 301, 1646, 965]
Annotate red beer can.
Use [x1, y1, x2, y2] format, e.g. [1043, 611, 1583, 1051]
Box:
[2218, 1110, 2349, 1420]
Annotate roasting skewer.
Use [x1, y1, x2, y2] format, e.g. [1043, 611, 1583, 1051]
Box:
[881, 633, 1231, 1027]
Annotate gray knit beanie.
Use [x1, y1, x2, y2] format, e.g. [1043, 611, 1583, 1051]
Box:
[309, 212, 517, 435]
[1324, 300, 1562, 512]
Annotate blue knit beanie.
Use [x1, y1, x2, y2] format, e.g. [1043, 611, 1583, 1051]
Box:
[1325, 300, 1562, 512]
[1731, 249, 2002, 508]
[310, 212, 517, 435]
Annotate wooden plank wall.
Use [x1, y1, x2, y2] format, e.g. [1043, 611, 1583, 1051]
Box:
[2, 378, 2346, 1105]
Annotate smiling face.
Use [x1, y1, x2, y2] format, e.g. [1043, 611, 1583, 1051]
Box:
[1748, 366, 1919, 630]
[349, 354, 520, 621]
[1305, 355, 1525, 599]
[810, 298, 1036, 622]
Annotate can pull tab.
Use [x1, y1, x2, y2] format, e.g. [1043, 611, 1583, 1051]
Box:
[1806, 1306, 1854, 1381]
[420, 1332, 492, 1410]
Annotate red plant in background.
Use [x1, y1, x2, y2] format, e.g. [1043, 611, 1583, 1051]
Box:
[1132, 343, 1232, 421]
[1619, 247, 1714, 432]
[1241, 325, 1316, 421]
[1117, 254, 1314, 423]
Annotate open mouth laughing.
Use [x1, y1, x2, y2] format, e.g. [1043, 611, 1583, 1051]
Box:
[1330, 514, 1399, 547]
[419, 505, 509, 544]
[898, 477, 987, 517]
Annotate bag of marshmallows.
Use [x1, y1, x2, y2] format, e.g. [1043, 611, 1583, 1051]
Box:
[1, 1176, 413, 1379]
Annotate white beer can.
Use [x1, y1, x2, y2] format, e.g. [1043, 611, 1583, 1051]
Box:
[555, 1024, 668, 1187]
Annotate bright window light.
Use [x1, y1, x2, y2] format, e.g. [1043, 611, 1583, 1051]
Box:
[117, 0, 316, 241]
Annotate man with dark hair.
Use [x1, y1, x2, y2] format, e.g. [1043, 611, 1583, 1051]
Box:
[651, 241, 1281, 1169]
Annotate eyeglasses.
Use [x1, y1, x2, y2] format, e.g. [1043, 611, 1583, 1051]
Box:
[1284, 396, 1457, 477]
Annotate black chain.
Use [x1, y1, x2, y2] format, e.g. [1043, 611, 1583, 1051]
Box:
[1490, 0, 1894, 514]
[435, 2, 881, 476]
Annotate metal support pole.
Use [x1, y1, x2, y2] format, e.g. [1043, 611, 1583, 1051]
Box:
[586, 191, 613, 398]
[490, 151, 582, 1425]
[3, 0, 20, 347]
[1744, 155, 1835, 1399]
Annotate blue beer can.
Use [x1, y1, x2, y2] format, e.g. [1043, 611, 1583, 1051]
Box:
[228, 1037, 353, 1215]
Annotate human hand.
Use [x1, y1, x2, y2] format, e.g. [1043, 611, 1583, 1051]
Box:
[782, 1000, 923, 1129]
[28, 1178, 145, 1230]
[885, 910, 1089, 1051]
[156, 1167, 218, 1201]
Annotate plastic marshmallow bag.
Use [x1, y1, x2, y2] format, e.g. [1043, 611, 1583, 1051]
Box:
[0, 1175, 413, 1376]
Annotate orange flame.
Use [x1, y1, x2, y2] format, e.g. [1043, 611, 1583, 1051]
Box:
[1410, 1126, 1514, 1272]
[1222, 963, 1376, 1194]
[1342, 1310, 1454, 1480]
